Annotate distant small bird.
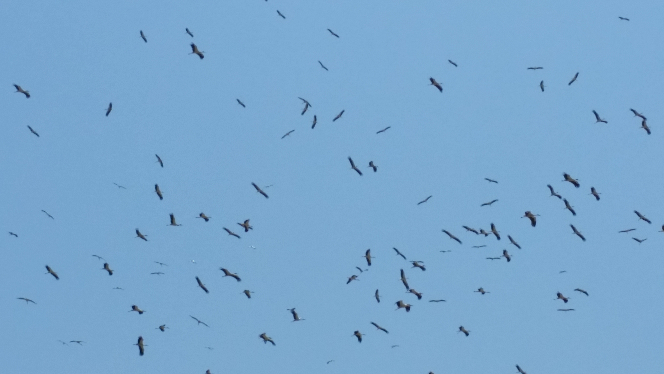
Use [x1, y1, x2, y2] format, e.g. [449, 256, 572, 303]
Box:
[186, 28, 194, 37]
[376, 126, 391, 134]
[558, 308, 575, 312]
[130, 305, 145, 314]
[155, 184, 163, 200]
[463, 226, 479, 235]
[252, 182, 269, 198]
[196, 276, 209, 293]
[633, 237, 647, 243]
[486, 257, 502, 260]
[481, 199, 498, 207]
[157, 324, 168, 332]
[197, 213, 211, 222]
[539, 80, 545, 92]
[429, 299, 446, 302]
[634, 210, 651, 224]
[417, 195, 432, 205]
[155, 154, 163, 167]
[448, 59, 458, 67]
[458, 326, 470, 336]
[190, 43, 204, 59]
[556, 292, 569, 303]
[571, 224, 585, 241]
[630, 108, 647, 120]
[479, 229, 490, 237]
[27, 125, 39, 137]
[277, 10, 285, 19]
[45, 265, 59, 280]
[470, 246, 484, 249]
[224, 227, 241, 239]
[563, 199, 576, 216]
[619, 228, 636, 233]
[299, 98, 311, 115]
[393, 247, 407, 260]
[102, 263, 113, 276]
[429, 77, 443, 92]
[516, 364, 527, 374]
[641, 119, 651, 135]
[490, 223, 500, 240]
[238, 219, 253, 232]
[236, 99, 246, 108]
[368, 161, 377, 172]
[574, 288, 589, 296]
[563, 173, 580, 188]
[17, 297, 36, 304]
[41, 210, 54, 219]
[508, 235, 521, 249]
[70, 340, 84, 345]
[333, 110, 345, 122]
[411, 261, 426, 271]
[135, 229, 148, 241]
[13, 84, 30, 98]
[442, 230, 462, 244]
[347, 275, 358, 284]
[395, 300, 411, 312]
[220, 268, 241, 282]
[327, 29, 339, 38]
[135, 336, 145, 356]
[353, 330, 363, 342]
[400, 269, 409, 291]
[112, 183, 126, 189]
[140, 30, 147, 43]
[363, 249, 373, 266]
[9, 232, 18, 237]
[243, 290, 253, 299]
[592, 110, 607, 123]
[484, 178, 499, 183]
[259, 333, 275, 346]
[318, 61, 328, 71]
[355, 266, 366, 273]
[327, 360, 335, 364]
[190, 315, 209, 327]
[547, 184, 562, 199]
[375, 289, 380, 303]
[408, 289, 423, 300]
[568, 72, 579, 85]
[618, 16, 630, 21]
[502, 249, 511, 262]
[311, 115, 317, 129]
[527, 67, 543, 70]
[371, 322, 389, 333]
[105, 102, 112, 117]
[168, 213, 181, 226]
[348, 157, 362, 176]
[474, 287, 489, 295]
[150, 272, 164, 275]
[588, 187, 601, 201]
[288, 308, 304, 322]
[281, 130, 295, 139]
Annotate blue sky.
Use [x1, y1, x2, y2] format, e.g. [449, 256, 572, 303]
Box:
[3, 1, 664, 373]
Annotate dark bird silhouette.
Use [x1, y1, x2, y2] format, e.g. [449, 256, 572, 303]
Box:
[220, 268, 241, 282]
[102, 263, 113, 276]
[135, 229, 148, 241]
[238, 219, 253, 232]
[568, 72, 579, 85]
[508, 235, 521, 249]
[475, 287, 489, 295]
[619, 228, 636, 233]
[633, 237, 647, 244]
[563, 199, 576, 216]
[368, 161, 377, 172]
[105, 102, 112, 117]
[376, 126, 391, 134]
[484, 178, 499, 183]
[486, 257, 502, 260]
[563, 173, 580, 188]
[630, 108, 647, 120]
[277, 10, 285, 19]
[196, 276, 209, 293]
[641, 119, 651, 135]
[348, 157, 362, 176]
[417, 195, 432, 205]
[197, 213, 210, 222]
[151, 272, 164, 275]
[411, 261, 426, 271]
[371, 322, 389, 333]
[155, 154, 163, 167]
[45, 265, 59, 280]
[259, 333, 275, 346]
[570, 224, 585, 241]
[243, 290, 253, 298]
[288, 308, 304, 322]
[70, 340, 84, 345]
[112, 183, 126, 189]
[130, 305, 145, 314]
[17, 297, 36, 304]
[157, 324, 168, 332]
[355, 266, 366, 273]
[327, 29, 339, 38]
[155, 184, 163, 200]
[502, 249, 511, 262]
[223, 227, 241, 239]
[429, 299, 446, 302]
[311, 115, 317, 129]
[547, 184, 562, 199]
[618, 16, 630, 21]
[9, 232, 18, 237]
[168, 213, 181, 226]
[189, 43, 204, 59]
[252, 182, 269, 198]
[299, 97, 311, 115]
[588, 187, 601, 201]
[27, 126, 39, 137]
[429, 77, 443, 92]
[333, 110, 345, 121]
[41, 210, 54, 219]
[635, 210, 651, 224]
[408, 289, 423, 300]
[363, 249, 373, 266]
[13, 84, 30, 98]
[592, 110, 607, 123]
[399, 269, 410, 291]
[140, 30, 147, 43]
[556, 292, 569, 303]
[393, 247, 407, 260]
[458, 326, 470, 336]
[470, 245, 485, 249]
[479, 229, 490, 237]
[346, 275, 358, 284]
[558, 308, 575, 312]
[186, 28, 194, 37]
[236, 99, 246, 108]
[539, 80, 545, 92]
[448, 59, 458, 67]
[463, 226, 479, 235]
[442, 230, 462, 244]
[353, 330, 363, 342]
[527, 67, 543, 70]
[395, 300, 411, 312]
[318, 60, 328, 71]
[375, 289, 380, 303]
[490, 223, 500, 240]
[135, 336, 145, 356]
[574, 288, 589, 296]
[481, 199, 498, 207]
[190, 315, 209, 327]
[516, 365, 527, 374]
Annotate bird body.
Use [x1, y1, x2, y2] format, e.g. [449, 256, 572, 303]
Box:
[333, 110, 345, 121]
[376, 126, 391, 134]
[368, 161, 377, 172]
[347, 275, 358, 284]
[197, 213, 210, 222]
[417, 195, 432, 205]
[105, 102, 112, 117]
[481, 199, 499, 207]
[196, 276, 209, 293]
[635, 210, 652, 224]
[348, 157, 363, 176]
[364, 249, 373, 266]
[224, 227, 241, 239]
[570, 224, 586, 241]
[568, 72, 579, 85]
[442, 230, 462, 244]
[252, 182, 269, 198]
[190, 315, 209, 327]
[408, 289, 423, 300]
[130, 305, 145, 314]
[135, 229, 148, 241]
[375, 289, 380, 303]
[238, 219, 253, 232]
[429, 77, 443, 92]
[353, 330, 363, 342]
[502, 249, 511, 262]
[13, 84, 30, 98]
[186, 28, 194, 37]
[522, 211, 538, 227]
[508, 235, 521, 249]
[371, 322, 389, 333]
[448, 59, 458, 67]
[27, 126, 39, 137]
[327, 29, 339, 38]
[590, 187, 601, 201]
[400, 269, 410, 290]
[393, 247, 407, 260]
[556, 292, 569, 303]
[574, 288, 589, 296]
[136, 336, 144, 356]
[243, 290, 253, 298]
[411, 261, 426, 271]
[288, 308, 304, 321]
[458, 326, 469, 336]
[140, 30, 147, 43]
[190, 43, 204, 59]
[475, 287, 489, 295]
[45, 265, 59, 280]
[592, 110, 607, 123]
[155, 184, 163, 200]
[547, 184, 562, 199]
[103, 263, 113, 276]
[395, 300, 411, 312]
[168, 213, 181, 226]
[260, 333, 275, 345]
[490, 223, 500, 240]
[155, 154, 163, 167]
[563, 199, 576, 216]
[563, 173, 580, 188]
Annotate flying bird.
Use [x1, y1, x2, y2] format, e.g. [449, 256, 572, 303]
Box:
[547, 184, 562, 199]
[474, 287, 489, 295]
[458, 326, 470, 336]
[168, 213, 181, 226]
[399, 269, 410, 290]
[45, 265, 59, 280]
[135, 229, 148, 241]
[590, 187, 601, 201]
[281, 129, 295, 139]
[112, 183, 126, 189]
[570, 224, 585, 241]
[327, 29, 339, 38]
[259, 333, 275, 346]
[299, 98, 311, 115]
[368, 161, 377, 172]
[347, 275, 359, 284]
[155, 184, 163, 200]
[484, 178, 499, 183]
[17, 297, 36, 304]
[619, 228, 636, 233]
[558, 308, 575, 312]
[527, 67, 543, 70]
[236, 99, 246, 108]
[130, 305, 145, 314]
[376, 126, 391, 134]
[486, 257, 502, 260]
[197, 213, 211, 222]
[353, 330, 363, 342]
[135, 336, 145, 356]
[363, 249, 373, 266]
[13, 84, 30, 98]
[190, 315, 209, 327]
[70, 340, 84, 345]
[563, 173, 580, 188]
[502, 249, 511, 262]
[371, 322, 389, 333]
[417, 195, 432, 205]
[563, 199, 576, 216]
[375, 289, 380, 303]
[429, 299, 446, 302]
[481, 199, 498, 207]
[196, 276, 209, 293]
[429, 77, 443, 92]
[243, 290, 253, 299]
[393, 247, 407, 260]
[157, 325, 168, 332]
[556, 292, 569, 303]
[568, 72, 579, 85]
[641, 119, 651, 135]
[27, 125, 39, 137]
[574, 288, 589, 296]
[333, 110, 345, 121]
[105, 102, 112, 117]
[220, 268, 241, 281]
[395, 300, 411, 312]
[223, 227, 241, 239]
[408, 289, 423, 300]
[470, 245, 485, 249]
[463, 226, 479, 235]
[633, 237, 647, 243]
[186, 28, 194, 37]
[288, 308, 304, 322]
[448, 59, 458, 67]
[140, 30, 147, 43]
[618, 16, 630, 21]
[539, 80, 545, 92]
[277, 10, 285, 19]
[9, 232, 18, 237]
[102, 263, 113, 276]
[252, 182, 269, 198]
[630, 108, 647, 120]
[41, 210, 54, 219]
[155, 154, 163, 167]
[150, 272, 164, 275]
[442, 230, 462, 244]
[516, 365, 527, 374]
[189, 43, 204, 59]
[311, 115, 317, 129]
[238, 219, 253, 232]
[348, 157, 363, 176]
[411, 261, 426, 271]
[318, 61, 328, 71]
[592, 110, 607, 123]
[508, 235, 521, 249]
[490, 223, 500, 240]
[479, 229, 490, 237]
[634, 210, 651, 224]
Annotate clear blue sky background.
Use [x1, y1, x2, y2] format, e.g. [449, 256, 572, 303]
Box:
[2, 1, 664, 373]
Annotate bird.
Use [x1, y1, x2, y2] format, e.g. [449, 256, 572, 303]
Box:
[8, 232, 18, 237]
[470, 245, 485, 249]
[592, 110, 607, 123]
[70, 340, 84, 346]
[45, 265, 59, 280]
[168, 213, 181, 226]
[150, 272, 164, 275]
[299, 97, 311, 115]
[618, 16, 630, 21]
[448, 59, 458, 67]
[619, 228, 636, 233]
[558, 308, 575, 312]
[508, 235, 521, 249]
[363, 249, 373, 266]
[197, 213, 211, 222]
[189, 43, 204, 59]
[486, 257, 502, 260]
[155, 154, 163, 167]
[223, 227, 241, 239]
[333, 110, 345, 121]
[196, 276, 209, 293]
[190, 315, 209, 327]
[112, 183, 126, 189]
[243, 290, 253, 298]
[135, 229, 148, 241]
[563, 173, 580, 188]
[502, 249, 511, 262]
[186, 28, 194, 37]
[348, 157, 363, 176]
[287, 308, 304, 321]
[41, 210, 54, 219]
[368, 161, 377, 172]
[237, 219, 253, 232]
[547, 184, 562, 199]
[630, 108, 647, 120]
[568, 72, 579, 85]
[17, 297, 36, 304]
[154, 184, 163, 200]
[429, 77, 443, 92]
[590, 187, 601, 201]
[563, 199, 576, 216]
[395, 300, 411, 312]
[318, 61, 328, 71]
[236, 99, 246, 108]
[375, 289, 380, 303]
[277, 10, 285, 19]
[156, 325, 168, 332]
[429, 299, 446, 302]
[27, 125, 39, 137]
[490, 223, 500, 240]
[474, 287, 489, 295]
[574, 288, 589, 296]
[140, 30, 147, 42]
[347, 275, 359, 284]
[479, 229, 490, 237]
[353, 330, 363, 342]
[311, 115, 317, 129]
[220, 268, 241, 281]
[400, 269, 410, 291]
[252, 182, 269, 198]
[13, 84, 30, 98]
[556, 292, 569, 303]
[570, 225, 586, 241]
[393, 247, 407, 260]
[129, 305, 145, 314]
[411, 261, 426, 271]
[463, 226, 479, 235]
[102, 263, 113, 276]
[633, 237, 647, 244]
[355, 266, 366, 273]
[442, 230, 462, 244]
[135, 336, 144, 356]
[539, 80, 545, 92]
[327, 29, 339, 38]
[408, 289, 423, 300]
[417, 195, 432, 205]
[113, 287, 124, 290]
[527, 67, 543, 70]
[458, 326, 470, 336]
[326, 360, 335, 364]
[484, 178, 499, 183]
[280, 129, 295, 139]
[259, 333, 275, 346]
[105, 102, 112, 117]
[516, 365, 527, 374]
[635, 210, 652, 224]
[376, 126, 391, 134]
[641, 119, 651, 135]
[481, 199, 499, 207]
[371, 322, 389, 333]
